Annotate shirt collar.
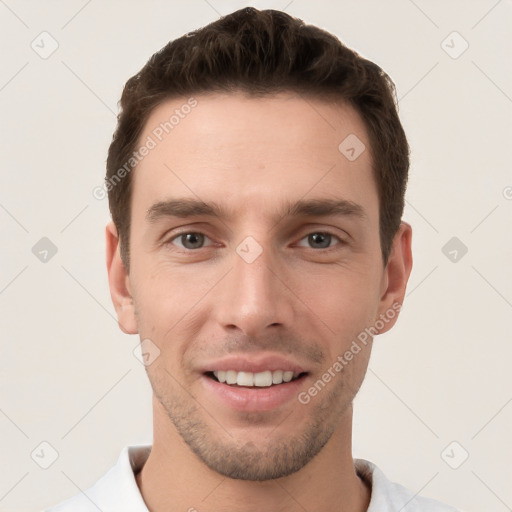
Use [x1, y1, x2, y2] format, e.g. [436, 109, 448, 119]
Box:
[54, 446, 456, 511]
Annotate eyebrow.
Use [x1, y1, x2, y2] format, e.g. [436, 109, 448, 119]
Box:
[146, 197, 366, 223]
[285, 198, 366, 219]
[147, 198, 228, 222]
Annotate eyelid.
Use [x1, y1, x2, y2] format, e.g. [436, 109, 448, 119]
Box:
[295, 230, 347, 249]
[165, 230, 215, 249]
[159, 222, 213, 243]
[162, 226, 349, 250]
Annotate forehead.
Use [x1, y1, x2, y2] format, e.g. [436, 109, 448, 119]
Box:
[131, 92, 378, 222]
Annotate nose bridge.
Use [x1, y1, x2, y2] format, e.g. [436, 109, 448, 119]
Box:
[217, 238, 292, 335]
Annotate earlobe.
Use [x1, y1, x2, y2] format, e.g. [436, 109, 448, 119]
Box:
[376, 222, 413, 335]
[105, 222, 138, 335]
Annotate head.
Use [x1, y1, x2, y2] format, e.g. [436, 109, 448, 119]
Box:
[106, 7, 412, 481]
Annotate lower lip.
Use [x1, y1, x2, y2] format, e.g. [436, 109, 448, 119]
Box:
[201, 374, 307, 412]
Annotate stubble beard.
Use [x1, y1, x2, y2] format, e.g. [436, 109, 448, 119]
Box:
[150, 371, 354, 481]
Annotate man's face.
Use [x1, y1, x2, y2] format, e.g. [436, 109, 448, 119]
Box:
[110, 92, 407, 480]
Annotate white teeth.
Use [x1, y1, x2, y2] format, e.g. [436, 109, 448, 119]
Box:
[272, 370, 283, 384]
[283, 371, 293, 383]
[237, 371, 254, 386]
[212, 370, 300, 387]
[226, 370, 237, 384]
[254, 371, 272, 387]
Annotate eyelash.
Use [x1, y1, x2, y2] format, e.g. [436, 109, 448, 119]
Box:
[164, 230, 346, 251]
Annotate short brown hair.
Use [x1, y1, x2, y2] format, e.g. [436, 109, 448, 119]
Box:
[106, 7, 409, 269]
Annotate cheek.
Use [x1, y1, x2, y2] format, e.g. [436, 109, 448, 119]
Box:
[134, 257, 212, 308]
[295, 265, 381, 336]
[131, 260, 219, 347]
[292, 270, 380, 381]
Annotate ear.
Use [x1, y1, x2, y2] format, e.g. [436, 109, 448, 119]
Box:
[105, 221, 138, 334]
[375, 221, 413, 334]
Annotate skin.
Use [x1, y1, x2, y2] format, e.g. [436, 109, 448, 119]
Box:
[106, 92, 412, 512]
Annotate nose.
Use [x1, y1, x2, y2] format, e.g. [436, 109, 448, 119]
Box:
[214, 242, 295, 338]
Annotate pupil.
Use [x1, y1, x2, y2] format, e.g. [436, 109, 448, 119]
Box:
[310, 233, 330, 248]
[183, 233, 203, 249]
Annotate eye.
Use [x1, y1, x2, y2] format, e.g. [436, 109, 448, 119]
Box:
[296, 232, 343, 249]
[168, 232, 212, 250]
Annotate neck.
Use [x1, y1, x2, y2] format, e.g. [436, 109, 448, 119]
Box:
[136, 399, 370, 512]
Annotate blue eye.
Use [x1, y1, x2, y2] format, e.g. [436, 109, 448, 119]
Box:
[297, 232, 341, 249]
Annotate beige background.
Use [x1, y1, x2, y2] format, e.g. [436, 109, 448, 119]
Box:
[0, 1, 511, 511]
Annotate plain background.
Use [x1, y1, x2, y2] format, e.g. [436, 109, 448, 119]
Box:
[0, 1, 511, 511]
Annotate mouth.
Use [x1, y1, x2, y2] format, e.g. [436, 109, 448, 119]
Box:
[201, 368, 309, 413]
[199, 354, 311, 412]
[205, 370, 308, 388]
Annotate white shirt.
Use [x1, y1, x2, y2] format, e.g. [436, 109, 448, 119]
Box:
[44, 445, 461, 512]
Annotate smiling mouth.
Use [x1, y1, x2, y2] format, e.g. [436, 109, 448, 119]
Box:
[206, 370, 308, 388]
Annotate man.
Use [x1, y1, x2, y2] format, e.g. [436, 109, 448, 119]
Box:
[46, 7, 461, 512]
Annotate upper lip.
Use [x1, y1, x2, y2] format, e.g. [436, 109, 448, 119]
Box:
[199, 354, 308, 374]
